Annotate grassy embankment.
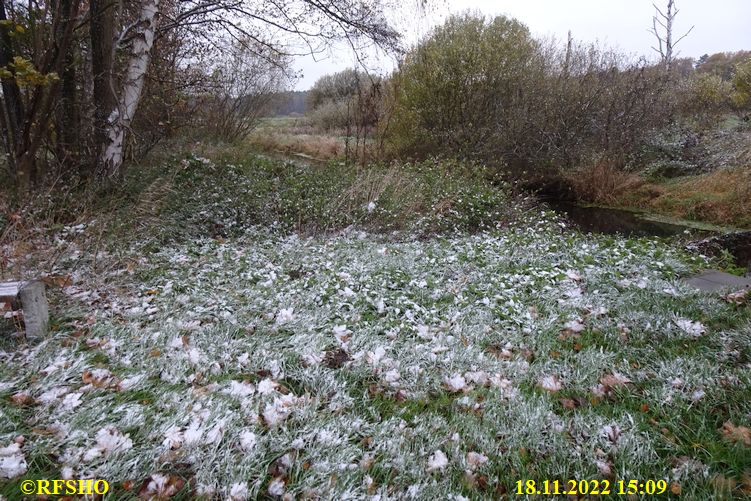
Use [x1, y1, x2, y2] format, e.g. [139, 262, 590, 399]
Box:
[558, 117, 751, 230]
[1, 145, 750, 499]
[616, 167, 751, 230]
[251, 116, 751, 230]
[609, 117, 751, 229]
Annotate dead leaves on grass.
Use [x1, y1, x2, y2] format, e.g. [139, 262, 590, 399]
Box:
[136, 473, 187, 499]
[708, 471, 751, 498]
[742, 471, 751, 495]
[10, 391, 34, 406]
[711, 474, 737, 496]
[588, 372, 632, 401]
[559, 397, 579, 409]
[41, 274, 73, 288]
[558, 319, 585, 341]
[594, 448, 614, 478]
[600, 372, 631, 390]
[323, 348, 351, 369]
[539, 375, 563, 393]
[485, 343, 514, 360]
[82, 369, 120, 390]
[559, 394, 594, 412]
[673, 318, 706, 337]
[720, 421, 751, 447]
[724, 289, 749, 306]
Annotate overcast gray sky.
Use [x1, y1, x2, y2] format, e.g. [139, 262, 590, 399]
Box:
[293, 0, 751, 90]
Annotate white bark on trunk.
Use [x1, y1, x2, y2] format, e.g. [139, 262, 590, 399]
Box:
[97, 0, 160, 180]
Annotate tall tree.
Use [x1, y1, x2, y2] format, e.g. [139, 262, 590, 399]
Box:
[649, 0, 694, 68]
[91, 0, 402, 182]
[96, 0, 160, 180]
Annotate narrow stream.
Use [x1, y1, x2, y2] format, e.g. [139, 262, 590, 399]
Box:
[548, 202, 712, 238]
[548, 202, 751, 273]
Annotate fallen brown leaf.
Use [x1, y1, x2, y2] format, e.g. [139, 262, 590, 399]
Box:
[323, 348, 351, 369]
[82, 369, 120, 389]
[31, 427, 58, 435]
[596, 458, 613, 477]
[528, 305, 539, 319]
[485, 344, 513, 359]
[720, 421, 751, 446]
[137, 474, 185, 500]
[539, 375, 563, 393]
[42, 274, 73, 288]
[600, 373, 631, 390]
[559, 398, 578, 409]
[10, 392, 34, 406]
[724, 290, 749, 305]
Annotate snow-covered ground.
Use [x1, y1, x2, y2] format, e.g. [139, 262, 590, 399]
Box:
[1, 167, 750, 499]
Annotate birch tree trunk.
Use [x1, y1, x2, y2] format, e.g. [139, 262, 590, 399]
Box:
[96, 0, 160, 181]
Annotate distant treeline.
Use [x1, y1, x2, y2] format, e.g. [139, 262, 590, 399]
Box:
[266, 91, 309, 116]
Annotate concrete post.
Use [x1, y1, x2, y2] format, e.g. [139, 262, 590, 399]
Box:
[18, 281, 48, 340]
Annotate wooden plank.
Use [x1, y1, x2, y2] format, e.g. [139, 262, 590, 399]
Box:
[0, 281, 24, 300]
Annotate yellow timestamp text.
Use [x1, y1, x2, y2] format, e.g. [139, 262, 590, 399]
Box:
[19, 479, 110, 496]
[515, 479, 668, 496]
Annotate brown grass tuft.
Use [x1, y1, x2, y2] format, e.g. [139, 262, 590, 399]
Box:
[249, 133, 345, 162]
[613, 164, 751, 228]
[566, 161, 645, 204]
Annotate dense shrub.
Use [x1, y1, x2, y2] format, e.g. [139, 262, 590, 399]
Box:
[679, 73, 733, 126]
[385, 13, 676, 173]
[731, 58, 751, 111]
[307, 100, 350, 132]
[695, 51, 751, 80]
[386, 14, 540, 164]
[307, 69, 383, 134]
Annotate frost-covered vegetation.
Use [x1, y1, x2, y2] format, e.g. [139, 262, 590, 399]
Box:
[2, 154, 750, 499]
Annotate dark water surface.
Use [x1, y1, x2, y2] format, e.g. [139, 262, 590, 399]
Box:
[549, 203, 712, 238]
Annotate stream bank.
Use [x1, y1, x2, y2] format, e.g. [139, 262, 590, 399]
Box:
[548, 201, 751, 273]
